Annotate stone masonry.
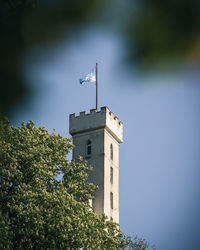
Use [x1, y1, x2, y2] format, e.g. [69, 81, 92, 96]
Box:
[69, 106, 123, 223]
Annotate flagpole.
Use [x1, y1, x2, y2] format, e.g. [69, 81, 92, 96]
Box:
[96, 62, 98, 110]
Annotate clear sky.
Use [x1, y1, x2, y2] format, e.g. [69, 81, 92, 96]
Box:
[12, 28, 200, 250]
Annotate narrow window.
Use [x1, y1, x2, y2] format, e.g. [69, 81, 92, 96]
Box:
[110, 217, 113, 222]
[89, 199, 94, 211]
[110, 166, 113, 184]
[110, 192, 113, 209]
[87, 140, 91, 155]
[110, 144, 113, 160]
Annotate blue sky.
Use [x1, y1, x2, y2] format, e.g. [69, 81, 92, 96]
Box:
[12, 28, 200, 250]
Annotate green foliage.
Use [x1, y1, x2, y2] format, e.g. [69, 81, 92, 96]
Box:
[125, 235, 156, 250]
[0, 0, 105, 115]
[0, 119, 132, 249]
[125, 0, 200, 69]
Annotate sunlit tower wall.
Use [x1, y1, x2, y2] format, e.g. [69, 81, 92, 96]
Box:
[69, 107, 123, 223]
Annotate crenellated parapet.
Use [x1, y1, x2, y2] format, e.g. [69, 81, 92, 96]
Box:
[69, 106, 123, 143]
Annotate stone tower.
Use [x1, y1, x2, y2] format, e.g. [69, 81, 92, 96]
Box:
[69, 106, 123, 223]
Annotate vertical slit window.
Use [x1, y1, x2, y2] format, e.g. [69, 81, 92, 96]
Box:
[87, 140, 91, 155]
[89, 199, 94, 211]
[110, 167, 113, 184]
[110, 144, 113, 160]
[110, 192, 113, 209]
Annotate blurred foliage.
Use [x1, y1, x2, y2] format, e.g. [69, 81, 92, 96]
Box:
[0, 0, 104, 116]
[1, 0, 200, 115]
[125, 0, 200, 69]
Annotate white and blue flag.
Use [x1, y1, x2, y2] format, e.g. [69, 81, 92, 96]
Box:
[80, 68, 96, 84]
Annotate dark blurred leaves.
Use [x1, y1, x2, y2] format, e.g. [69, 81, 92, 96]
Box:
[125, 0, 200, 69]
[0, 0, 104, 116]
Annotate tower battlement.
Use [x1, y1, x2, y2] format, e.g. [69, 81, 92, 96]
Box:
[69, 106, 123, 143]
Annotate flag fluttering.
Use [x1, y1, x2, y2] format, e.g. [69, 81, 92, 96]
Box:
[79, 63, 98, 110]
[79, 68, 96, 84]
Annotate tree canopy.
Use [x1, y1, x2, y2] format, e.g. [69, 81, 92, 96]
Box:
[0, 119, 124, 248]
[125, 0, 200, 69]
[0, 119, 151, 249]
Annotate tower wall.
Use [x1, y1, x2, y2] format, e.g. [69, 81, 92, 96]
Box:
[72, 129, 105, 215]
[104, 129, 119, 222]
[69, 106, 123, 223]
[69, 106, 123, 143]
